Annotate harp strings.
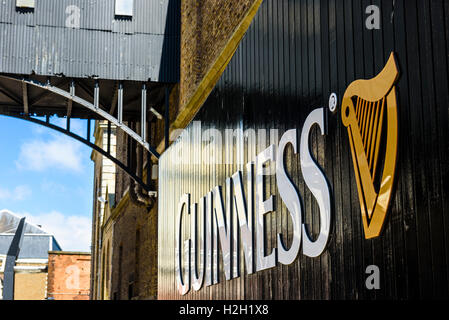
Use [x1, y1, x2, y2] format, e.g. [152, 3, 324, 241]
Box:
[354, 96, 386, 181]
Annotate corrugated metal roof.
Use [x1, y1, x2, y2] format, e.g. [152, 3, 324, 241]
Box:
[0, 0, 180, 82]
[0, 210, 63, 257]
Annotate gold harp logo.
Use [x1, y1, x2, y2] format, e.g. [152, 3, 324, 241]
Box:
[341, 52, 399, 239]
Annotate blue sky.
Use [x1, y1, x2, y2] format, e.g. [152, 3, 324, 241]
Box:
[115, 0, 133, 16]
[0, 115, 94, 252]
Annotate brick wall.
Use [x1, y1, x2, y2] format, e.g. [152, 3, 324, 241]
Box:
[179, 0, 256, 111]
[150, 0, 258, 154]
[103, 0, 259, 300]
[110, 199, 158, 300]
[47, 252, 91, 300]
[90, 121, 117, 299]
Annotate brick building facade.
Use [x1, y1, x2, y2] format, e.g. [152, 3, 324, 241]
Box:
[91, 0, 260, 299]
[47, 252, 91, 300]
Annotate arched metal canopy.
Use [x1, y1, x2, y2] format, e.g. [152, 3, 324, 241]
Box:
[1, 113, 153, 192]
[0, 74, 171, 192]
[0, 74, 162, 158]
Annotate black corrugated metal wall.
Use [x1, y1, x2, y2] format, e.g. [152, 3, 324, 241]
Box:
[158, 0, 449, 299]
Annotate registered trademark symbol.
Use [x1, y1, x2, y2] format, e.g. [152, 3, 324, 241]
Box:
[329, 93, 338, 113]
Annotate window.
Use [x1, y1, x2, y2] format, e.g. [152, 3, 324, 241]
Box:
[16, 0, 35, 9]
[115, 0, 133, 17]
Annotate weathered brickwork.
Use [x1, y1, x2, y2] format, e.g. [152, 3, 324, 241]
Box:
[114, 127, 130, 204]
[47, 252, 91, 300]
[92, 1, 257, 300]
[151, 0, 257, 154]
[110, 198, 158, 300]
[90, 121, 117, 300]
[180, 0, 255, 111]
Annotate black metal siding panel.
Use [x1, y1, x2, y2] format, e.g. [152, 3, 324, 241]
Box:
[158, 0, 449, 299]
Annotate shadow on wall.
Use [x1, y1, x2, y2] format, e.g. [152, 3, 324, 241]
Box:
[158, 0, 180, 83]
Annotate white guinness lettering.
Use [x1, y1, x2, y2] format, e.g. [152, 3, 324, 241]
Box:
[175, 108, 332, 295]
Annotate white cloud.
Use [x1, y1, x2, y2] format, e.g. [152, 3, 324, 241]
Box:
[16, 134, 83, 172]
[22, 211, 91, 252]
[0, 185, 32, 201]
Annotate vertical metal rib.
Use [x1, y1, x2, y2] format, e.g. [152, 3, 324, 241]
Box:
[67, 79, 75, 130]
[87, 119, 91, 142]
[107, 121, 111, 154]
[94, 80, 100, 109]
[22, 82, 29, 114]
[141, 83, 147, 142]
[118, 82, 123, 124]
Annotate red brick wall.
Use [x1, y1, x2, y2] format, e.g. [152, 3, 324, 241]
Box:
[47, 252, 91, 300]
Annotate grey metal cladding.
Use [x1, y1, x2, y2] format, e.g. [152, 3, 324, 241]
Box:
[17, 235, 53, 259]
[0, 0, 180, 82]
[0, 235, 57, 259]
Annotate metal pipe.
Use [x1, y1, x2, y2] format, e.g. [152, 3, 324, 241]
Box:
[118, 82, 123, 124]
[87, 119, 91, 142]
[107, 122, 111, 154]
[141, 84, 147, 142]
[94, 80, 100, 109]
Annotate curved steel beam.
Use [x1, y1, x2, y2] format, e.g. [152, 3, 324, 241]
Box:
[1, 113, 152, 192]
[0, 75, 160, 159]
